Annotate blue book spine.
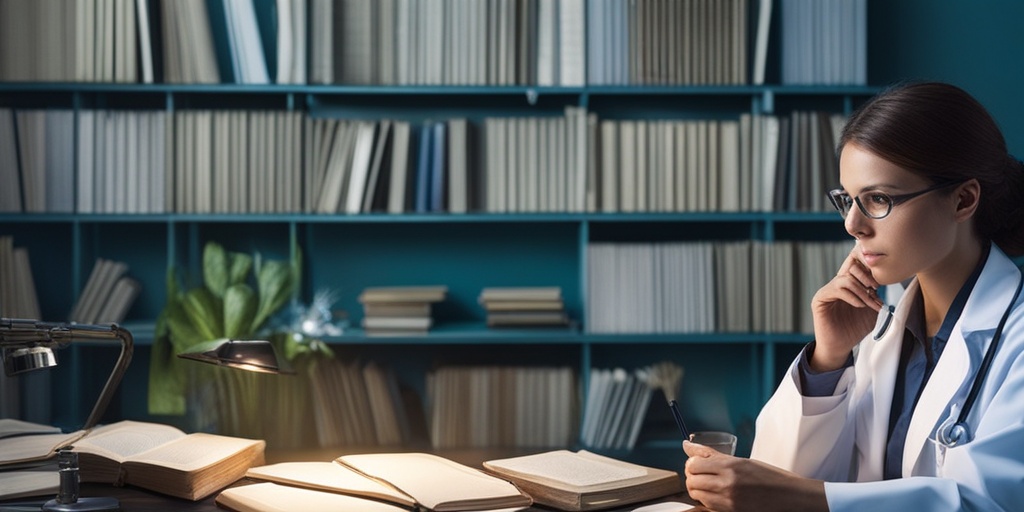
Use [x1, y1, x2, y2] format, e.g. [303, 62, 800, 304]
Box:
[414, 123, 433, 213]
[430, 122, 447, 212]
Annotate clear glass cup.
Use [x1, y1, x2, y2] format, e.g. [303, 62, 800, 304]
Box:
[689, 431, 737, 456]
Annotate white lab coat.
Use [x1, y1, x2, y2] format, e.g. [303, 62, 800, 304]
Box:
[751, 245, 1024, 511]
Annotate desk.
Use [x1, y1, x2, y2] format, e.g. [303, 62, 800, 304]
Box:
[1, 448, 696, 512]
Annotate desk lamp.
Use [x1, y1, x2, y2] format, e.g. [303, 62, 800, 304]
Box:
[1, 317, 134, 512]
[177, 338, 294, 375]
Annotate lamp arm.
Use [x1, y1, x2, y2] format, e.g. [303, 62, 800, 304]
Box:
[0, 318, 134, 430]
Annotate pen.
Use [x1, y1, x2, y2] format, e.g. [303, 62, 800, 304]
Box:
[668, 399, 690, 440]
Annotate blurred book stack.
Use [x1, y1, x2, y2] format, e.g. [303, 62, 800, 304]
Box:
[0, 236, 40, 319]
[427, 365, 577, 449]
[69, 258, 141, 324]
[579, 361, 684, 451]
[358, 285, 448, 336]
[308, 358, 413, 447]
[479, 287, 568, 328]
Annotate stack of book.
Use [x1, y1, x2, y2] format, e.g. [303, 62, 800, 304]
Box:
[69, 258, 141, 324]
[579, 361, 684, 451]
[358, 285, 448, 336]
[307, 359, 412, 448]
[478, 287, 569, 328]
[0, 236, 41, 320]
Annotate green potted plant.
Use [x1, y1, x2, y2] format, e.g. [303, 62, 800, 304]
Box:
[148, 241, 308, 446]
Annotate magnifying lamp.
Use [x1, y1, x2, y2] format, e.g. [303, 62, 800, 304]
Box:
[1, 317, 133, 512]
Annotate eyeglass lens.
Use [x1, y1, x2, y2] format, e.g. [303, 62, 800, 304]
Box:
[827, 190, 892, 219]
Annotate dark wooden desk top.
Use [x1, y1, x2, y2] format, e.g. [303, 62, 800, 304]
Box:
[1, 448, 694, 512]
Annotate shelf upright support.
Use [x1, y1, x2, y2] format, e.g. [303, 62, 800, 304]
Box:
[577, 220, 591, 447]
[761, 338, 776, 405]
[525, 88, 539, 106]
[843, 94, 854, 116]
[289, 221, 301, 302]
[578, 220, 589, 333]
[757, 89, 775, 115]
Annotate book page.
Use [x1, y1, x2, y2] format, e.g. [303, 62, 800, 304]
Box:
[337, 452, 531, 511]
[73, 421, 184, 463]
[0, 431, 85, 466]
[0, 419, 61, 439]
[0, 469, 59, 499]
[245, 461, 415, 508]
[216, 482, 410, 512]
[128, 433, 263, 472]
[484, 450, 645, 488]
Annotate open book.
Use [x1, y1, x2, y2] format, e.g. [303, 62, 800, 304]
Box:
[234, 452, 532, 511]
[218, 482, 410, 512]
[0, 418, 86, 467]
[73, 420, 265, 501]
[482, 450, 684, 511]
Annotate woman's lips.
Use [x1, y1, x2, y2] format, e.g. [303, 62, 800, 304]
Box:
[861, 250, 883, 266]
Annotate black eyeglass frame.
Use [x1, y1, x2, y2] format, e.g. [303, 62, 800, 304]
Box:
[827, 180, 964, 219]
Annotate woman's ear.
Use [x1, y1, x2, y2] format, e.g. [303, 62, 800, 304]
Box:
[954, 178, 981, 222]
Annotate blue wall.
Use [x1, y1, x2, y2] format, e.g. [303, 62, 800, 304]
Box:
[869, 0, 1024, 155]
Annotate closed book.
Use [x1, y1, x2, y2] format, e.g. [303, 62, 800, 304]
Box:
[363, 302, 432, 317]
[486, 311, 569, 327]
[480, 299, 565, 311]
[358, 285, 448, 303]
[482, 450, 683, 511]
[363, 316, 433, 330]
[479, 286, 562, 301]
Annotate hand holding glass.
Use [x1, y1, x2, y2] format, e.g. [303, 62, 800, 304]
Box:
[688, 431, 737, 456]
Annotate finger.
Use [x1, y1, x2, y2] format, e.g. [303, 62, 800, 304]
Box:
[683, 440, 717, 459]
[846, 257, 881, 291]
[834, 277, 883, 311]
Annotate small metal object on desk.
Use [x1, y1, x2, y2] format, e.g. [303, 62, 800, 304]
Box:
[41, 447, 120, 512]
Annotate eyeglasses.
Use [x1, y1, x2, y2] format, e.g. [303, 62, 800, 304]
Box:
[827, 181, 963, 219]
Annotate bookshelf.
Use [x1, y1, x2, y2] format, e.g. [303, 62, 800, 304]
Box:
[4, 0, 1020, 473]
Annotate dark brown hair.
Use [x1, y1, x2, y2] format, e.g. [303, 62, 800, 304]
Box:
[839, 81, 1024, 256]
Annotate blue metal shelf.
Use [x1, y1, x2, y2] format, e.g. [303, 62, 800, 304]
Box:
[0, 211, 843, 224]
[0, 82, 880, 96]
[117, 320, 812, 346]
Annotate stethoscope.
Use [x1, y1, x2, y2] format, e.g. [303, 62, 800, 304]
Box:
[871, 273, 1024, 448]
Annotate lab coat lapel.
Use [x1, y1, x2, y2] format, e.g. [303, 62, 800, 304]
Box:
[900, 246, 1021, 477]
[901, 329, 970, 477]
[861, 283, 917, 480]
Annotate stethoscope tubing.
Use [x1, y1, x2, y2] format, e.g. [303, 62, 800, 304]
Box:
[951, 273, 1024, 437]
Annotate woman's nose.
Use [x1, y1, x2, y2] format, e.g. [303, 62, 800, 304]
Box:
[845, 204, 871, 239]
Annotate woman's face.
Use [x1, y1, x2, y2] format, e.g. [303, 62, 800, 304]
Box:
[838, 143, 960, 286]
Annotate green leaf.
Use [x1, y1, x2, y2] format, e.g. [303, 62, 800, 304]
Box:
[203, 242, 229, 298]
[147, 332, 187, 415]
[224, 284, 257, 339]
[183, 287, 224, 340]
[228, 252, 253, 287]
[251, 259, 294, 332]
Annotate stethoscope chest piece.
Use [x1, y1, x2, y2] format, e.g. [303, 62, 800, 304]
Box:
[939, 421, 970, 447]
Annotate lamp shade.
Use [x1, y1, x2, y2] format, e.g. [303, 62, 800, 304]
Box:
[177, 339, 294, 375]
[3, 346, 57, 376]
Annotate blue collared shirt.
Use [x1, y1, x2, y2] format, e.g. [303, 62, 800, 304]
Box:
[798, 244, 989, 479]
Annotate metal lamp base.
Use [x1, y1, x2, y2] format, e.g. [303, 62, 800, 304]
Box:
[42, 497, 120, 511]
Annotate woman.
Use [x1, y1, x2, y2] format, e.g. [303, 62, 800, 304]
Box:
[683, 81, 1024, 511]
